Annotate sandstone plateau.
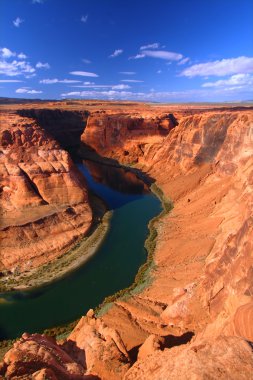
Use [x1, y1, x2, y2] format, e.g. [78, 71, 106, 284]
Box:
[0, 100, 252, 379]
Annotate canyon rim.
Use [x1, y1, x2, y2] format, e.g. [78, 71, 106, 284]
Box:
[0, 0, 253, 379]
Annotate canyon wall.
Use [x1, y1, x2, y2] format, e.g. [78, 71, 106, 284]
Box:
[0, 112, 92, 275]
[0, 103, 252, 379]
[81, 112, 177, 164]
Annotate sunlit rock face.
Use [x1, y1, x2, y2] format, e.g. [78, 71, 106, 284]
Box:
[0, 101, 253, 379]
[0, 112, 92, 273]
[81, 112, 177, 165]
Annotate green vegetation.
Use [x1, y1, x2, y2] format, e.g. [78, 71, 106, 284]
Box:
[95, 182, 173, 317]
[0, 194, 112, 293]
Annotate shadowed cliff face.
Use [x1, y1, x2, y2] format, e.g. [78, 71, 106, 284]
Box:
[0, 103, 253, 379]
[17, 109, 89, 149]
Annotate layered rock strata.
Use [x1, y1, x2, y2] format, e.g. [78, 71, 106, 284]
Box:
[0, 112, 92, 274]
[0, 103, 253, 379]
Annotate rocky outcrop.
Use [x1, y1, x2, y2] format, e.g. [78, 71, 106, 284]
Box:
[0, 102, 252, 379]
[0, 112, 92, 274]
[0, 310, 130, 379]
[124, 336, 253, 380]
[81, 112, 177, 165]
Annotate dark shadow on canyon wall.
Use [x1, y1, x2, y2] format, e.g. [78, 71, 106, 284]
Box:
[161, 331, 195, 350]
[17, 109, 89, 149]
[128, 331, 194, 364]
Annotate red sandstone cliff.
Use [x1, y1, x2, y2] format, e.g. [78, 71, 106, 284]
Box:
[0, 103, 252, 379]
[0, 112, 92, 274]
[81, 112, 177, 165]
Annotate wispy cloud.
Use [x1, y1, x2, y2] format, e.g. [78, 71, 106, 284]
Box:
[16, 87, 42, 94]
[177, 57, 190, 65]
[140, 42, 160, 50]
[129, 53, 145, 60]
[13, 17, 24, 28]
[202, 73, 253, 88]
[70, 71, 99, 77]
[60, 86, 252, 102]
[157, 70, 162, 74]
[32, 0, 45, 3]
[109, 49, 123, 58]
[119, 71, 136, 75]
[181, 56, 253, 77]
[0, 79, 23, 83]
[36, 62, 50, 69]
[82, 58, 91, 64]
[141, 50, 183, 61]
[129, 50, 182, 61]
[111, 84, 130, 90]
[40, 78, 81, 84]
[121, 79, 144, 83]
[81, 15, 88, 23]
[61, 90, 139, 99]
[71, 84, 131, 89]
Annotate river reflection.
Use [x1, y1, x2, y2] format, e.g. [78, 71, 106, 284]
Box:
[83, 160, 149, 195]
[0, 161, 161, 339]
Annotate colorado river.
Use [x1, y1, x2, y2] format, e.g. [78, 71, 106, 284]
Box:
[0, 161, 162, 340]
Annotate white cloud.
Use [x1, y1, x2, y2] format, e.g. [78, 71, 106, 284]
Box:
[0, 48, 15, 58]
[111, 84, 130, 90]
[81, 15, 88, 23]
[0, 60, 35, 76]
[119, 71, 136, 75]
[129, 53, 145, 60]
[40, 78, 81, 84]
[0, 48, 27, 60]
[109, 49, 123, 58]
[32, 0, 44, 3]
[72, 84, 129, 89]
[61, 90, 141, 99]
[16, 87, 42, 94]
[70, 71, 99, 77]
[121, 79, 144, 83]
[181, 56, 253, 77]
[177, 57, 190, 65]
[157, 70, 162, 74]
[82, 58, 91, 64]
[36, 62, 50, 69]
[0, 79, 23, 83]
[202, 73, 253, 88]
[13, 17, 24, 28]
[141, 50, 183, 61]
[18, 53, 27, 59]
[140, 43, 160, 50]
[72, 85, 112, 88]
[60, 85, 252, 102]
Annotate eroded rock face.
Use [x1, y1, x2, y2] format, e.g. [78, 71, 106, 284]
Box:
[81, 112, 177, 165]
[0, 112, 92, 273]
[0, 333, 95, 379]
[66, 309, 130, 380]
[0, 310, 130, 379]
[1, 102, 252, 379]
[124, 336, 253, 380]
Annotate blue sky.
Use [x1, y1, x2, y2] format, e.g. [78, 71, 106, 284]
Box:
[0, 0, 252, 102]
